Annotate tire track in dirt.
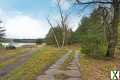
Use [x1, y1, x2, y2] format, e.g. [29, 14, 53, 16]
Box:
[36, 50, 72, 80]
[0, 48, 38, 77]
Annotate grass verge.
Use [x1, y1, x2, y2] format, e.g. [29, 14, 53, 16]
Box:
[1, 46, 67, 80]
[79, 54, 120, 80]
[0, 48, 31, 58]
[0, 48, 32, 69]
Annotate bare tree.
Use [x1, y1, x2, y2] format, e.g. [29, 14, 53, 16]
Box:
[46, 0, 72, 48]
[75, 0, 120, 57]
[46, 17, 60, 48]
[56, 0, 71, 48]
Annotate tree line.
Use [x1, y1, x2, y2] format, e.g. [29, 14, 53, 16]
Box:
[46, 0, 120, 58]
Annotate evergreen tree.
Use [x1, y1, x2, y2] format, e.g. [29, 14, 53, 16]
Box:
[0, 21, 5, 47]
[75, 0, 120, 57]
[0, 21, 5, 40]
[77, 8, 107, 56]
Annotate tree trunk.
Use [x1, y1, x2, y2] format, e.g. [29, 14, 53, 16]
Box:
[62, 28, 66, 48]
[106, 0, 120, 57]
[47, 18, 60, 48]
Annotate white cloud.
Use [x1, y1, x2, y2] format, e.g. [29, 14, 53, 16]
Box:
[51, 0, 80, 31]
[69, 16, 80, 31]
[50, 14, 80, 32]
[5, 15, 50, 39]
[0, 7, 80, 39]
[49, 12, 80, 32]
[0, 9, 50, 39]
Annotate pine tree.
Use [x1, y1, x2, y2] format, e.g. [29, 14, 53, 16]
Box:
[0, 21, 5, 47]
[75, 0, 120, 57]
[0, 21, 5, 41]
[77, 7, 107, 57]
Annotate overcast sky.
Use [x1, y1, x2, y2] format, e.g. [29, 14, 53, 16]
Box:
[0, 0, 93, 39]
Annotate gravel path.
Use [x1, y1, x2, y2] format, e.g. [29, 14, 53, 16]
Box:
[0, 48, 39, 77]
[63, 51, 80, 80]
[36, 50, 81, 80]
[36, 50, 72, 80]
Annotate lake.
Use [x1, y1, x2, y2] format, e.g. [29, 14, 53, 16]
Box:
[2, 43, 36, 47]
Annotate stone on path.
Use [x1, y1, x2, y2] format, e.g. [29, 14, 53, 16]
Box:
[36, 50, 81, 80]
[64, 70, 80, 77]
[36, 51, 71, 80]
[65, 78, 80, 80]
[37, 75, 49, 80]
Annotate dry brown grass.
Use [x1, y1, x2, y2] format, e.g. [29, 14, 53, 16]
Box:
[80, 53, 120, 80]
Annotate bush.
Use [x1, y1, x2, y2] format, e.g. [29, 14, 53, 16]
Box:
[80, 36, 107, 57]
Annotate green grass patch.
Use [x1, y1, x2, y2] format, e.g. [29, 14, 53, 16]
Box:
[1, 46, 67, 80]
[0, 58, 18, 69]
[0, 48, 31, 58]
[0, 48, 31, 69]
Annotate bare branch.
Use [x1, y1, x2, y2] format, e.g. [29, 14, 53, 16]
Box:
[47, 0, 73, 48]
[56, 0, 66, 47]
[56, 0, 64, 26]
[76, 0, 113, 5]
